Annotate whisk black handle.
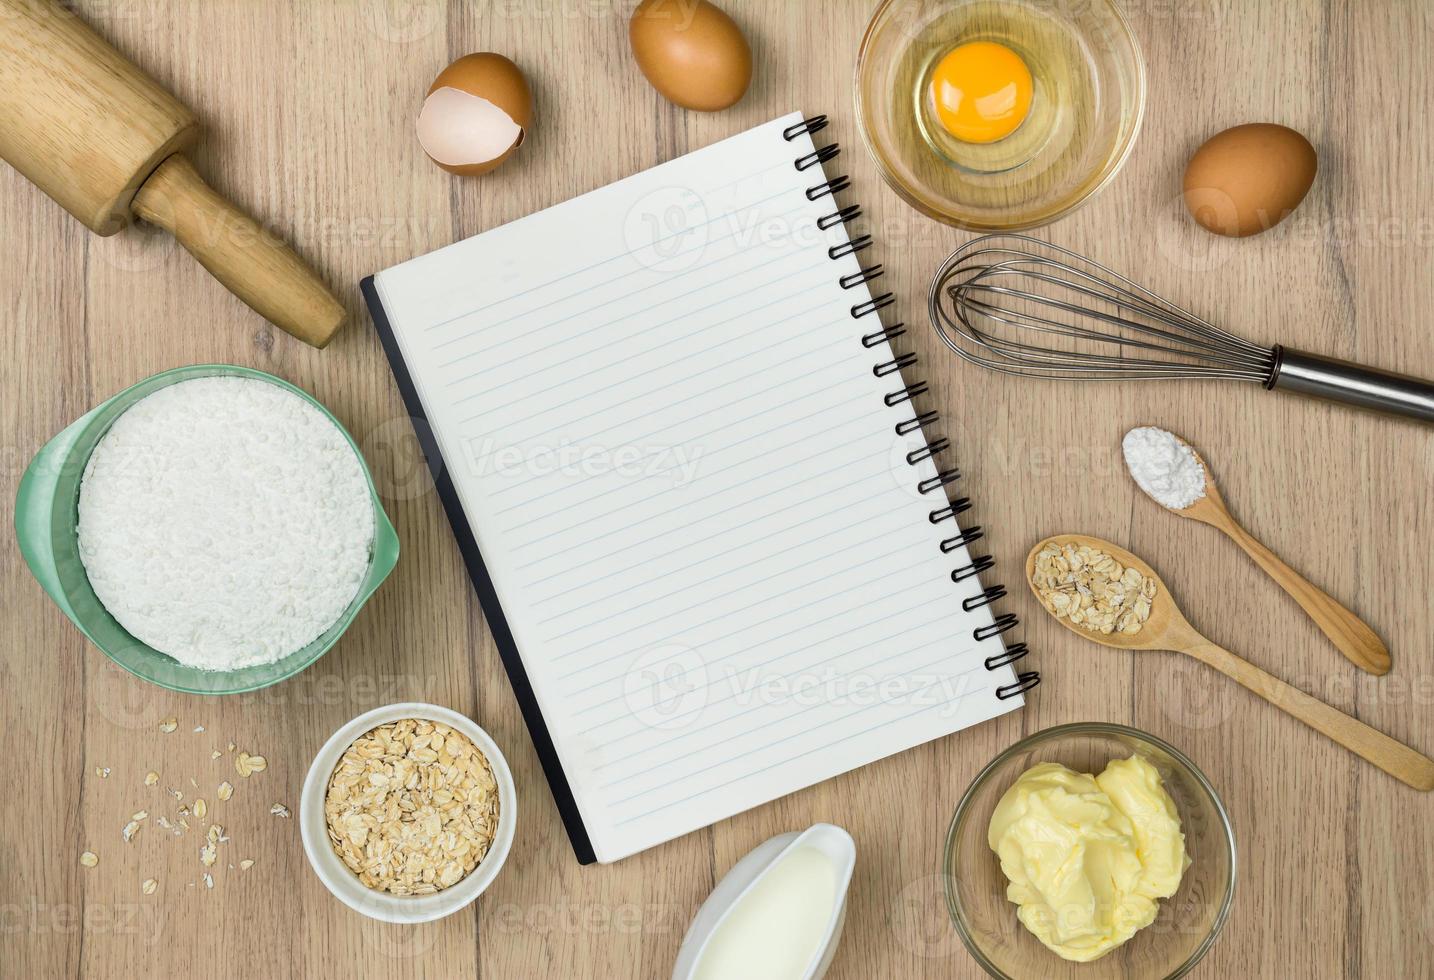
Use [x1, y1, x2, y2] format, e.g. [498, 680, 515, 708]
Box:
[1271, 347, 1434, 424]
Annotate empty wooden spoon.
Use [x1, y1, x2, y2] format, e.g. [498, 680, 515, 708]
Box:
[1123, 428, 1390, 676]
[1027, 534, 1434, 791]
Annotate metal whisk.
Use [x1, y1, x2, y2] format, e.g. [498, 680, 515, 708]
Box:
[929, 235, 1434, 424]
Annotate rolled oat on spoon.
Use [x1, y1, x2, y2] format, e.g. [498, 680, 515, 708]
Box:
[1026, 534, 1431, 790]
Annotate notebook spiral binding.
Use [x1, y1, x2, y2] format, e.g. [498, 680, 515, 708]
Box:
[782, 115, 1039, 701]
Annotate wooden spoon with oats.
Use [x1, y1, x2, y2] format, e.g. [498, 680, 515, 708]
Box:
[1027, 534, 1434, 791]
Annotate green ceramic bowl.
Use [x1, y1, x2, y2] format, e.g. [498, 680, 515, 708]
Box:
[14, 364, 399, 695]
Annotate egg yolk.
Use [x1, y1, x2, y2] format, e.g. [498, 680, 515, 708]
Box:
[929, 41, 1033, 144]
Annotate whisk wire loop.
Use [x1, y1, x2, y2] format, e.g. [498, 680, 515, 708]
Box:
[929, 236, 1277, 383]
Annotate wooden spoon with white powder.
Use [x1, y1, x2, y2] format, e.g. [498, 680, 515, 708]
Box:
[1122, 426, 1391, 676]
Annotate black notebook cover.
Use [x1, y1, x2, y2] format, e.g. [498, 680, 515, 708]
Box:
[362, 275, 598, 865]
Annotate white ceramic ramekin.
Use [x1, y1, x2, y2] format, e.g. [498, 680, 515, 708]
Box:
[300, 702, 516, 923]
[672, 823, 857, 979]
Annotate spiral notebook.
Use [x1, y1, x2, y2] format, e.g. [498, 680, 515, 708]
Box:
[361, 112, 1038, 864]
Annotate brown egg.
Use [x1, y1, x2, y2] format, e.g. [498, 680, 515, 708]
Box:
[630, 0, 751, 112]
[417, 53, 532, 176]
[1182, 123, 1317, 237]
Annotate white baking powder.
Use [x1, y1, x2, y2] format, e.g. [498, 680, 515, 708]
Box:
[77, 377, 376, 671]
[1122, 426, 1207, 510]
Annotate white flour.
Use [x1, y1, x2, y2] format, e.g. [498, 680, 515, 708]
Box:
[77, 377, 376, 671]
[1122, 426, 1207, 510]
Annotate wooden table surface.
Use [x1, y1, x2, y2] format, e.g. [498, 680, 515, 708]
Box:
[5, 1, 1432, 977]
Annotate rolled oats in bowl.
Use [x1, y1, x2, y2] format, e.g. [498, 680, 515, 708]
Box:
[323, 717, 500, 896]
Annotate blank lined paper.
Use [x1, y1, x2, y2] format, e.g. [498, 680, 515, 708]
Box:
[370, 113, 1023, 862]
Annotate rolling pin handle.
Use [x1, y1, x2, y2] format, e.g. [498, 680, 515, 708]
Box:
[131, 155, 345, 348]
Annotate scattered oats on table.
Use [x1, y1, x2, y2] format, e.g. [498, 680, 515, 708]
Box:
[141, 878, 158, 895]
[1031, 541, 1157, 637]
[324, 718, 500, 896]
[235, 752, 267, 778]
[80, 851, 98, 868]
[144, 771, 159, 786]
[217, 781, 234, 802]
[158, 718, 177, 734]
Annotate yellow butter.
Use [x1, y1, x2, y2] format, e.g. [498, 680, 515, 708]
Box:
[987, 755, 1190, 962]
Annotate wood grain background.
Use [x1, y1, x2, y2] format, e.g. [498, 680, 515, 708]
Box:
[4, 1, 1432, 976]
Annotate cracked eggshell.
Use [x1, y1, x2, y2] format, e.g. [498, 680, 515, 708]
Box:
[418, 53, 532, 176]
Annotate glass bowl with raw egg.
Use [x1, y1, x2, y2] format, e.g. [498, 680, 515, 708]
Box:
[855, 0, 1146, 230]
[944, 723, 1235, 979]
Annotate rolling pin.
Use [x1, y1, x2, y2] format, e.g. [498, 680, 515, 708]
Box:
[0, 0, 344, 347]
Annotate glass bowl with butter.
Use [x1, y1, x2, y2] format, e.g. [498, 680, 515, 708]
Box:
[944, 723, 1235, 979]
